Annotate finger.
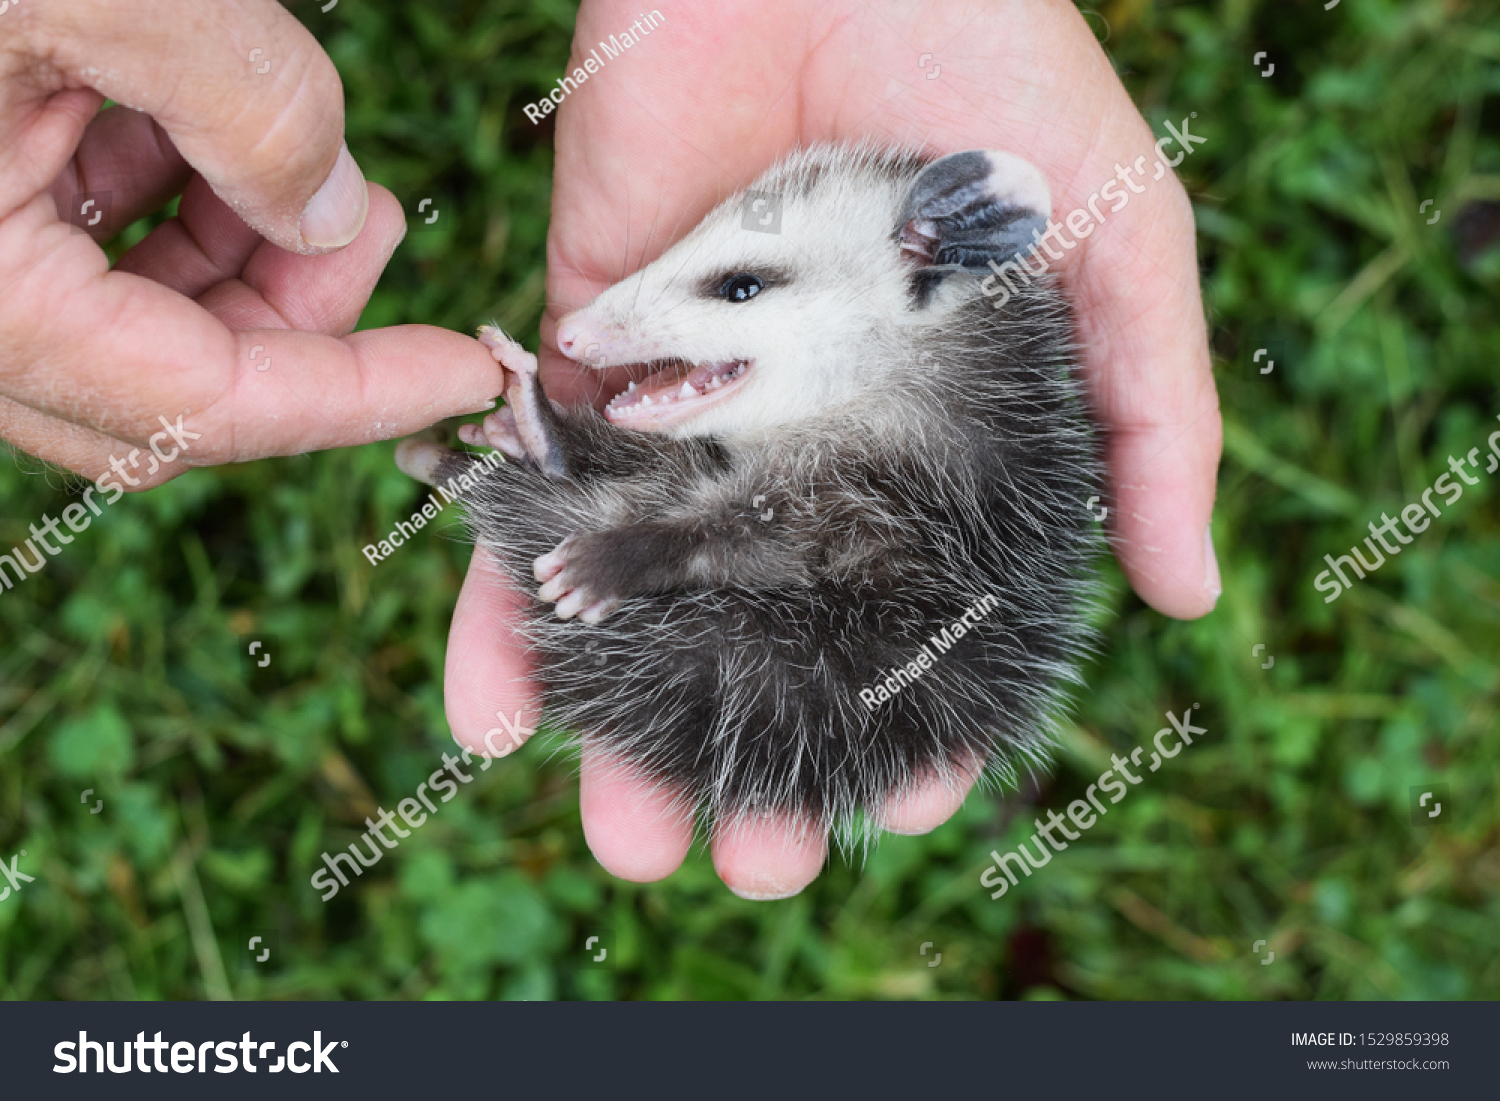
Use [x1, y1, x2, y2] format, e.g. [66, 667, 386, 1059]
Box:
[233, 185, 404, 335]
[445, 546, 543, 758]
[449, 554, 696, 884]
[198, 326, 504, 460]
[579, 749, 694, 882]
[33, 0, 367, 253]
[182, 184, 406, 336]
[3, 313, 503, 464]
[113, 173, 267, 298]
[118, 174, 402, 332]
[43, 104, 192, 239]
[874, 765, 980, 835]
[0, 85, 104, 219]
[0, 200, 501, 459]
[712, 812, 828, 900]
[118, 175, 403, 323]
[1103, 412, 1223, 619]
[122, 178, 402, 337]
[1071, 180, 1223, 620]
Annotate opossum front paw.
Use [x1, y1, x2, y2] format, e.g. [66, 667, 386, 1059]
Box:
[478, 324, 566, 477]
[457, 409, 527, 462]
[534, 536, 622, 624]
[477, 325, 538, 379]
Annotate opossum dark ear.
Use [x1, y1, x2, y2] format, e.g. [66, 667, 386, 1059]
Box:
[896, 150, 1052, 273]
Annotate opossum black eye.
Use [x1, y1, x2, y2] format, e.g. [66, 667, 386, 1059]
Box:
[719, 273, 763, 302]
[698, 266, 789, 300]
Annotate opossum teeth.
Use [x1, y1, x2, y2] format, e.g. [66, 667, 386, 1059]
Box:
[603, 359, 753, 427]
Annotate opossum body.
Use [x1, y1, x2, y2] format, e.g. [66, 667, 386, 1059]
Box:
[399, 144, 1104, 842]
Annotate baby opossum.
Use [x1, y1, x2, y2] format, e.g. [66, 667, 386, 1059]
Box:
[398, 143, 1103, 842]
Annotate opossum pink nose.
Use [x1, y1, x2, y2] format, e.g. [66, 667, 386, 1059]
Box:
[554, 314, 590, 358]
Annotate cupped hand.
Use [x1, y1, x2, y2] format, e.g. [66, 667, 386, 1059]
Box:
[0, 0, 502, 484]
[447, 0, 1222, 897]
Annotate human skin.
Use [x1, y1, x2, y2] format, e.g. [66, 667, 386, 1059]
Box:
[444, 0, 1223, 898]
[2, 0, 1220, 900]
[0, 0, 504, 481]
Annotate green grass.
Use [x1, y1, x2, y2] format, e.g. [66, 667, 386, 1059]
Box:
[1, 0, 1497, 1000]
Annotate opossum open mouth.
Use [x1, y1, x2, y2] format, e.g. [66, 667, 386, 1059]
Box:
[603, 358, 751, 428]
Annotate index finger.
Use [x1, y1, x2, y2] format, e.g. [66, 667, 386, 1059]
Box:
[0, 191, 503, 467]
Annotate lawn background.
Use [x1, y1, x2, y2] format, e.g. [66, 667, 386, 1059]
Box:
[1, 0, 1497, 1000]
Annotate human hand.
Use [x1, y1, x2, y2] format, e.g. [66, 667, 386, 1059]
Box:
[446, 0, 1221, 897]
[0, 0, 503, 484]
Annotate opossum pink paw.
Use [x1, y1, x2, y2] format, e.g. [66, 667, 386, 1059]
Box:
[458, 409, 526, 461]
[535, 537, 622, 622]
[488, 344, 563, 475]
[477, 325, 538, 379]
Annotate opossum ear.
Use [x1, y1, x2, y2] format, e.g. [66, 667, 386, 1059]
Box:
[896, 150, 1052, 274]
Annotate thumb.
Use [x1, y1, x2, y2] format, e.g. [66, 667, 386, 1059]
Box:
[34, 0, 367, 254]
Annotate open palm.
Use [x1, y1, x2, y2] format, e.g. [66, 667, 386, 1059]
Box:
[445, 0, 1221, 898]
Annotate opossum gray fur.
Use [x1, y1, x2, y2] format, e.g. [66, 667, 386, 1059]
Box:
[397, 143, 1104, 846]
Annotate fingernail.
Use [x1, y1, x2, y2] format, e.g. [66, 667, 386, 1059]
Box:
[464, 397, 500, 414]
[1203, 526, 1222, 603]
[729, 885, 805, 901]
[301, 143, 368, 249]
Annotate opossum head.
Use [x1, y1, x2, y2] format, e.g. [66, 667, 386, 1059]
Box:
[553, 144, 1051, 440]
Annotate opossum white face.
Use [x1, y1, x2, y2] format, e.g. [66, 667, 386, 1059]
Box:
[553, 147, 1051, 440]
